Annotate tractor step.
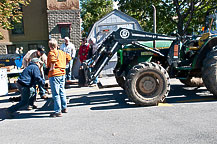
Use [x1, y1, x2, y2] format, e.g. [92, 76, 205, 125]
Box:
[176, 77, 187, 80]
[176, 66, 192, 71]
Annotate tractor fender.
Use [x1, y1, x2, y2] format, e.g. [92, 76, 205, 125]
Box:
[194, 37, 217, 69]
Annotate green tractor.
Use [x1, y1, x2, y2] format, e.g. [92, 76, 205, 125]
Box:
[82, 11, 217, 106]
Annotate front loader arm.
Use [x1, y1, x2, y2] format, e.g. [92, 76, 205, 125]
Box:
[84, 42, 122, 84]
[83, 33, 122, 84]
[83, 28, 176, 85]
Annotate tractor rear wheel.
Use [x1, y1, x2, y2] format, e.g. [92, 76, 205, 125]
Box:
[125, 62, 170, 106]
[179, 77, 204, 87]
[202, 47, 217, 96]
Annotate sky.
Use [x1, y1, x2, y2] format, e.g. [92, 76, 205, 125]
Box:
[113, 1, 119, 9]
[79, 0, 119, 10]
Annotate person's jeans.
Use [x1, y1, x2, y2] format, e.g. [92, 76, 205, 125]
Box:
[49, 75, 66, 113]
[38, 83, 46, 97]
[93, 76, 98, 84]
[86, 59, 98, 84]
[17, 82, 46, 100]
[8, 86, 36, 113]
[66, 59, 73, 80]
[88, 67, 98, 84]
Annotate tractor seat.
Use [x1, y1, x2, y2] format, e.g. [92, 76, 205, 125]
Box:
[198, 32, 211, 48]
[188, 32, 211, 51]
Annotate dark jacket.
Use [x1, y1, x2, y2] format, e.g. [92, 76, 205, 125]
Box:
[18, 62, 45, 87]
[87, 46, 93, 59]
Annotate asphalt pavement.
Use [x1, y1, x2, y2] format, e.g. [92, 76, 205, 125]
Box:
[0, 77, 217, 144]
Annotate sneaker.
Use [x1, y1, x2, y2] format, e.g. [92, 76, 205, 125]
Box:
[5, 109, 14, 119]
[41, 95, 48, 99]
[89, 84, 97, 87]
[61, 109, 68, 113]
[27, 105, 37, 110]
[71, 76, 76, 80]
[32, 105, 37, 109]
[50, 112, 62, 118]
[66, 80, 72, 83]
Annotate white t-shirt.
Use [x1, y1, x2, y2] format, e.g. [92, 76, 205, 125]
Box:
[60, 42, 76, 58]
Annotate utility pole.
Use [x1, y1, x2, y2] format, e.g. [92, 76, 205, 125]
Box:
[152, 5, 156, 49]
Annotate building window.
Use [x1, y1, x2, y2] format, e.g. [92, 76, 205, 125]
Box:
[60, 26, 70, 38]
[7, 45, 16, 54]
[12, 5, 24, 35]
[58, 23, 71, 39]
[28, 44, 38, 51]
[12, 19, 24, 35]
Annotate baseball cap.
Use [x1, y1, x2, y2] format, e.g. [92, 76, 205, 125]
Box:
[37, 45, 46, 54]
[89, 37, 96, 44]
[31, 58, 42, 63]
[64, 37, 70, 41]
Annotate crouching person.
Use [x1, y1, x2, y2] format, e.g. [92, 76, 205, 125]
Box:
[6, 58, 45, 118]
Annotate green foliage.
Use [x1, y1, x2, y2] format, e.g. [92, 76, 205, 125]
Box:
[80, 0, 113, 37]
[116, 0, 217, 36]
[0, 0, 30, 39]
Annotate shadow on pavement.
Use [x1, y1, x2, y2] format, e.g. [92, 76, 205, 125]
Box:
[11, 112, 51, 120]
[1, 83, 217, 120]
[67, 90, 139, 110]
[166, 84, 217, 103]
[0, 99, 54, 121]
[67, 84, 217, 111]
[0, 92, 21, 104]
[0, 99, 10, 104]
[0, 108, 8, 121]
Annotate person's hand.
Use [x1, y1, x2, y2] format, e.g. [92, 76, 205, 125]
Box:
[49, 63, 55, 71]
[80, 66, 83, 69]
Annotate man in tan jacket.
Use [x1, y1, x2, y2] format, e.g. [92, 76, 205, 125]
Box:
[22, 45, 48, 99]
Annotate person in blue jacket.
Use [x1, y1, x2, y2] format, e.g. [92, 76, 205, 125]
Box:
[6, 58, 45, 118]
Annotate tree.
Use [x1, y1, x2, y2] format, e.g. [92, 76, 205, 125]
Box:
[80, 0, 113, 37]
[0, 0, 30, 39]
[116, 0, 217, 36]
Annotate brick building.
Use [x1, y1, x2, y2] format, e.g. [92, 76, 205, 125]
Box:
[0, 0, 80, 54]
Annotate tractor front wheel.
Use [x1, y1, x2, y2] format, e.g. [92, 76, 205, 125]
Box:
[125, 62, 170, 106]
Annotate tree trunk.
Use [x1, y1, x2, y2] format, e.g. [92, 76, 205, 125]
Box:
[177, 20, 184, 36]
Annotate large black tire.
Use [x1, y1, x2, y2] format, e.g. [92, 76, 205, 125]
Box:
[125, 62, 170, 106]
[78, 68, 86, 87]
[202, 47, 217, 96]
[179, 77, 204, 87]
[115, 75, 125, 89]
